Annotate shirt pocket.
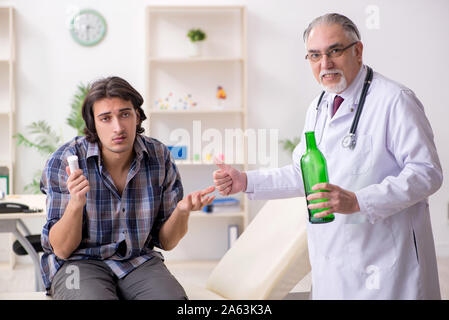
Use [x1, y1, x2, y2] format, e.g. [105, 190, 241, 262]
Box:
[343, 220, 397, 272]
[340, 134, 373, 175]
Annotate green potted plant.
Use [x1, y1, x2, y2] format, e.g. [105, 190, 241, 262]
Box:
[279, 136, 301, 155]
[15, 82, 90, 193]
[187, 28, 206, 57]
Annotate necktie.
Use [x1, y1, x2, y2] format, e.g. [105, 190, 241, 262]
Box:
[333, 95, 344, 117]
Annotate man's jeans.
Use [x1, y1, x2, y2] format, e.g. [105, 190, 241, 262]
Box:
[50, 256, 188, 300]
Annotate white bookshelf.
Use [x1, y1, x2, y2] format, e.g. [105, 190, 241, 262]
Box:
[0, 7, 15, 196]
[190, 211, 246, 219]
[145, 5, 248, 260]
[150, 108, 245, 115]
[175, 160, 246, 166]
[149, 57, 243, 63]
[0, 6, 15, 269]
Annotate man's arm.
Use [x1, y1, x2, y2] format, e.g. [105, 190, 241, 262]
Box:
[354, 90, 442, 223]
[159, 186, 215, 251]
[49, 166, 89, 259]
[309, 90, 442, 223]
[213, 161, 305, 200]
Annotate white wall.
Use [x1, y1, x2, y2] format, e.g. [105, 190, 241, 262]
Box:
[2, 0, 449, 262]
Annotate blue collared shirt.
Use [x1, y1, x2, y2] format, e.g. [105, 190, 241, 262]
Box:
[40, 135, 183, 291]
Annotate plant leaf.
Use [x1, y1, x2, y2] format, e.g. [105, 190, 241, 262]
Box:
[14, 120, 62, 156]
[23, 170, 43, 194]
[67, 82, 90, 136]
[279, 136, 301, 154]
[16, 82, 90, 193]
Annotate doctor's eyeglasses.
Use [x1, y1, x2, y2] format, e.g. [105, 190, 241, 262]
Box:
[305, 41, 358, 62]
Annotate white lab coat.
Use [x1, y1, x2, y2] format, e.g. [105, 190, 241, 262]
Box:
[245, 65, 443, 299]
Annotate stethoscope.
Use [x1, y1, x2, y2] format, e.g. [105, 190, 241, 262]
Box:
[314, 66, 373, 150]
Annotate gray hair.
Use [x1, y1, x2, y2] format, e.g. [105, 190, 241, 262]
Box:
[303, 13, 361, 43]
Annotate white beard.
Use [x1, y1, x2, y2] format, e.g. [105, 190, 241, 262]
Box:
[319, 69, 348, 94]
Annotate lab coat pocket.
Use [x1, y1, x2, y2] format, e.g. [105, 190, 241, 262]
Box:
[341, 134, 373, 175]
[344, 220, 397, 272]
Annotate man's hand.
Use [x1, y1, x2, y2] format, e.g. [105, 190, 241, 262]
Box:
[176, 186, 216, 215]
[50, 167, 89, 259]
[213, 158, 247, 196]
[306, 183, 360, 218]
[65, 166, 90, 208]
[159, 186, 216, 251]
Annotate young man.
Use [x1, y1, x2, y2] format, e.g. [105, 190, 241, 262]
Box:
[213, 13, 442, 299]
[40, 76, 215, 299]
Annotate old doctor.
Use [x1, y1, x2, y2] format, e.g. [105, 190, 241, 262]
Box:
[213, 13, 442, 299]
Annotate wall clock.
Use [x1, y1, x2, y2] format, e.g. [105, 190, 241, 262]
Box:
[70, 9, 107, 46]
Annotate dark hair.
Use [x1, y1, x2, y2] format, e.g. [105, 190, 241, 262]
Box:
[81, 76, 147, 143]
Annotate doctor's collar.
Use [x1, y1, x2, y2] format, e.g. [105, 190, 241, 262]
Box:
[337, 64, 366, 102]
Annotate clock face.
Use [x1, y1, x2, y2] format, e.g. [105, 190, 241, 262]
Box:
[70, 9, 107, 46]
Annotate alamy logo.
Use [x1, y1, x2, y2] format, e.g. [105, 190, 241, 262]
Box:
[365, 265, 380, 290]
[365, 5, 381, 30]
[168, 120, 279, 168]
[65, 265, 80, 290]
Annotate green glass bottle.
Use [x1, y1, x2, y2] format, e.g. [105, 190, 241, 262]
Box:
[300, 131, 334, 223]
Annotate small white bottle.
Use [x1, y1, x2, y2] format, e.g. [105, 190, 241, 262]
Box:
[67, 155, 79, 174]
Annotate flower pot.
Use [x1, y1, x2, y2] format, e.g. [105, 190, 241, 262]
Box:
[188, 41, 202, 57]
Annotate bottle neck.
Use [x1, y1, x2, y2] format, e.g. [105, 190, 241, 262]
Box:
[305, 131, 317, 150]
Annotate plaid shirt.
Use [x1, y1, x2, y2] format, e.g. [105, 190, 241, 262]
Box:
[40, 135, 183, 291]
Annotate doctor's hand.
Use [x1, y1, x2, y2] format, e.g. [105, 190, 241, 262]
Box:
[306, 183, 360, 218]
[213, 158, 247, 196]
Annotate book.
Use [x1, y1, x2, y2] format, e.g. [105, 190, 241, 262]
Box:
[203, 197, 240, 213]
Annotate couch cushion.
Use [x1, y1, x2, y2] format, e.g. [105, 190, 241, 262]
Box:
[180, 281, 225, 300]
[206, 197, 311, 299]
